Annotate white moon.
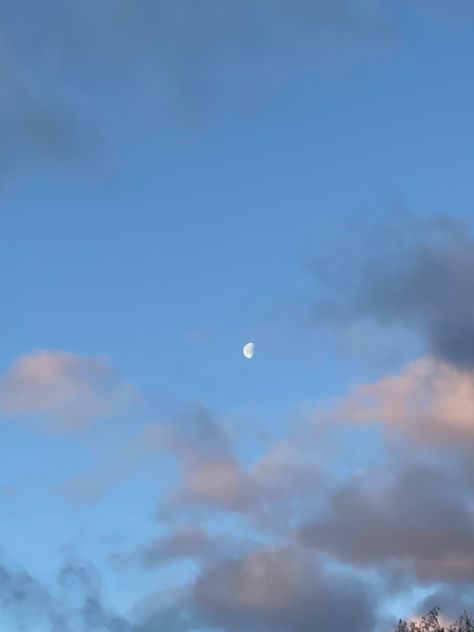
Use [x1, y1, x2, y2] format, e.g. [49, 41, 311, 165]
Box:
[243, 342, 254, 359]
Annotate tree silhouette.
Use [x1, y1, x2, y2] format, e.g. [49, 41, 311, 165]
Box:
[395, 608, 474, 632]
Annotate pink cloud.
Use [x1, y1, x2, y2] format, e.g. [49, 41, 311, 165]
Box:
[0, 350, 136, 429]
[327, 356, 474, 445]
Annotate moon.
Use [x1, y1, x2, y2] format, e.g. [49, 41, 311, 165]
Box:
[242, 342, 254, 359]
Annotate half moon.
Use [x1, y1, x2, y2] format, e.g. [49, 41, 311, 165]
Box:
[243, 342, 254, 359]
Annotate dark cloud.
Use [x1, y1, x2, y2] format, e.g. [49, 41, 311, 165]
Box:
[193, 546, 375, 632]
[312, 211, 474, 369]
[300, 455, 474, 584]
[134, 546, 376, 632]
[418, 585, 474, 624]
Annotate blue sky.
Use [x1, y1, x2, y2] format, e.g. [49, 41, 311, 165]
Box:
[1, 2, 474, 631]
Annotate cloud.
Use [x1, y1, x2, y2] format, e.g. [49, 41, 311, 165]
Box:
[416, 584, 474, 622]
[3, 355, 473, 629]
[300, 455, 474, 584]
[136, 405, 322, 530]
[178, 457, 261, 512]
[312, 212, 474, 369]
[111, 523, 254, 576]
[0, 4, 468, 180]
[0, 35, 84, 179]
[9, 2, 472, 181]
[140, 524, 215, 569]
[59, 400, 322, 528]
[0, 0, 396, 178]
[0, 350, 136, 429]
[0, 561, 51, 630]
[328, 355, 474, 447]
[142, 407, 267, 518]
[191, 546, 375, 632]
[417, 586, 474, 624]
[296, 353, 474, 585]
[134, 546, 376, 632]
[37, 354, 474, 626]
[0, 541, 378, 632]
[0, 558, 132, 631]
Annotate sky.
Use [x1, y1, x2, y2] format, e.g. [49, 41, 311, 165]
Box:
[1, 1, 474, 630]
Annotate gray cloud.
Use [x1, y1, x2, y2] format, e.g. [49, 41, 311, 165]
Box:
[0, 559, 132, 631]
[134, 546, 376, 632]
[417, 585, 474, 624]
[1, 3, 469, 179]
[300, 454, 474, 584]
[9, 1, 474, 185]
[4, 377, 473, 630]
[149, 410, 269, 519]
[312, 211, 474, 369]
[141, 524, 216, 568]
[0, 0, 396, 177]
[0, 35, 84, 178]
[110, 523, 240, 572]
[193, 546, 375, 632]
[134, 406, 323, 532]
[0, 544, 379, 632]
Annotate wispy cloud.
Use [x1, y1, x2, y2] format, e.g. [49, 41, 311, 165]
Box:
[0, 35, 84, 179]
[0, 350, 136, 430]
[0, 558, 132, 631]
[129, 405, 323, 532]
[0, 0, 396, 178]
